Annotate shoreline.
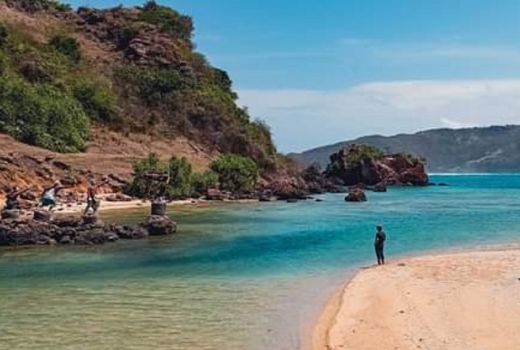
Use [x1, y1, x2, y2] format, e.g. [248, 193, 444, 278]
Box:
[312, 244, 520, 350]
[1, 196, 264, 218]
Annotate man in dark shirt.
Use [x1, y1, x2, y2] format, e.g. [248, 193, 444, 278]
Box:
[4, 186, 30, 210]
[374, 225, 386, 265]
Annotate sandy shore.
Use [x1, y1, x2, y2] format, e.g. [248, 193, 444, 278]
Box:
[313, 247, 520, 350]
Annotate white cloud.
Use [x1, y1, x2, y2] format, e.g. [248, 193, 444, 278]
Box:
[238, 79, 520, 152]
[338, 37, 520, 62]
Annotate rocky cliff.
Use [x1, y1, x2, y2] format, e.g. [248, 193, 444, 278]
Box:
[325, 144, 429, 187]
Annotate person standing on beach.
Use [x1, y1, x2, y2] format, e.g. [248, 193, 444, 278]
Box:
[374, 225, 386, 265]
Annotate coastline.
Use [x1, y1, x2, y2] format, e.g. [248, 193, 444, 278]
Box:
[0, 196, 262, 217]
[312, 245, 520, 350]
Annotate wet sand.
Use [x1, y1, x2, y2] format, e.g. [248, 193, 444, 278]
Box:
[313, 248, 520, 350]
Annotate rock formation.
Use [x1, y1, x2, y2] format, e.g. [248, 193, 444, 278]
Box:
[345, 188, 367, 202]
[326, 144, 429, 187]
[0, 211, 177, 246]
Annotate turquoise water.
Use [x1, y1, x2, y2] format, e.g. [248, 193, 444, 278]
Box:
[1, 175, 520, 349]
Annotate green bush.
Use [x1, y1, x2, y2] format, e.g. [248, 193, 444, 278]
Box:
[48, 0, 72, 12]
[116, 65, 188, 105]
[210, 154, 258, 193]
[0, 76, 89, 152]
[126, 153, 166, 198]
[0, 23, 8, 47]
[72, 78, 118, 122]
[127, 154, 195, 199]
[140, 1, 193, 41]
[191, 170, 219, 193]
[166, 156, 192, 199]
[49, 35, 81, 63]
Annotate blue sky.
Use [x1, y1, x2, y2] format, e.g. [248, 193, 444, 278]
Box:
[69, 0, 520, 152]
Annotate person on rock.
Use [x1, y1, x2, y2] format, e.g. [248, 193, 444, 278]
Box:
[374, 225, 387, 265]
[40, 181, 65, 211]
[3, 186, 31, 210]
[84, 177, 109, 216]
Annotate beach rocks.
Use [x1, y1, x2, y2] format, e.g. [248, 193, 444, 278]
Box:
[0, 213, 164, 246]
[1, 209, 20, 220]
[143, 215, 177, 236]
[345, 188, 367, 202]
[33, 209, 52, 222]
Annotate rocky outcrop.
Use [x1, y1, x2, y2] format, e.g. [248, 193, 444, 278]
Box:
[326, 144, 429, 187]
[0, 212, 177, 246]
[345, 188, 367, 202]
[143, 215, 177, 236]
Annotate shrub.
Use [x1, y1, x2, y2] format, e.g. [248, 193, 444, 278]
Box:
[140, 1, 193, 41]
[0, 23, 8, 47]
[116, 65, 188, 105]
[0, 76, 89, 152]
[166, 156, 192, 199]
[49, 35, 81, 63]
[126, 153, 166, 198]
[72, 78, 118, 122]
[191, 170, 219, 193]
[210, 154, 258, 193]
[48, 1, 72, 12]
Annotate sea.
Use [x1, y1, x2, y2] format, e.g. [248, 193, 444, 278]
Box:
[1, 174, 519, 350]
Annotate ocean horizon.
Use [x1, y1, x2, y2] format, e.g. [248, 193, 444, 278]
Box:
[1, 174, 519, 350]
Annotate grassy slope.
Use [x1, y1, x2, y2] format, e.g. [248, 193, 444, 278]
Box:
[0, 1, 289, 193]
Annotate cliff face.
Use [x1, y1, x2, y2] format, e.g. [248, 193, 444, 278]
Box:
[325, 144, 429, 186]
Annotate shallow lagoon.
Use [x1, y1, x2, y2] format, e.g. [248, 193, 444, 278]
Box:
[1, 175, 520, 349]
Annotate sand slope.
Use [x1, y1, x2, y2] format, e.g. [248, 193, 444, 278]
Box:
[316, 249, 520, 350]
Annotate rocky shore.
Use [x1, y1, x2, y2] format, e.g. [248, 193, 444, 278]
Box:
[0, 210, 176, 247]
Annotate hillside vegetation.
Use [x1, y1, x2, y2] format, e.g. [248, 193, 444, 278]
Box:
[0, 0, 278, 171]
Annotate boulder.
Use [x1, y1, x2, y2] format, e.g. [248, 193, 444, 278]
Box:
[345, 188, 367, 202]
[1, 209, 20, 220]
[52, 216, 82, 228]
[206, 188, 225, 200]
[373, 182, 387, 192]
[33, 210, 52, 222]
[143, 215, 177, 236]
[109, 224, 148, 240]
[81, 214, 103, 226]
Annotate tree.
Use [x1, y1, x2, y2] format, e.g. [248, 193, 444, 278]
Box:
[126, 153, 166, 198]
[191, 170, 219, 194]
[166, 156, 192, 199]
[210, 154, 257, 193]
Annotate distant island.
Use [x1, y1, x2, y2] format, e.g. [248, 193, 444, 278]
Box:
[290, 125, 520, 173]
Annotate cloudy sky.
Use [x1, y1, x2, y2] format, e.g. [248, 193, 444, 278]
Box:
[70, 0, 520, 152]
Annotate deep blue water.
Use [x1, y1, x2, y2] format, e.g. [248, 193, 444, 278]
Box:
[0, 175, 519, 350]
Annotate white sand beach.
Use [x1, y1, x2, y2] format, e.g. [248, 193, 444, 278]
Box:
[313, 248, 520, 350]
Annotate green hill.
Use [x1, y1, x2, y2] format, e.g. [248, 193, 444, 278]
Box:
[290, 125, 520, 173]
[0, 0, 279, 172]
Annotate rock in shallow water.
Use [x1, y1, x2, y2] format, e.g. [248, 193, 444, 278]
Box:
[143, 215, 177, 236]
[345, 188, 367, 202]
[0, 213, 169, 246]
